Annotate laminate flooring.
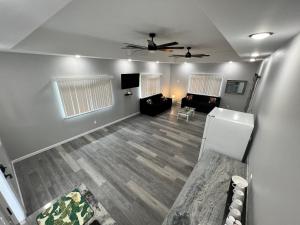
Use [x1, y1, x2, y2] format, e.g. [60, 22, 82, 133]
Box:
[14, 107, 206, 225]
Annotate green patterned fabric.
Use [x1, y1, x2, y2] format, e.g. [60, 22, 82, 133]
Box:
[36, 189, 94, 225]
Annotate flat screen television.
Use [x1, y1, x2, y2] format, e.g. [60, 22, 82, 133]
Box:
[121, 73, 140, 89]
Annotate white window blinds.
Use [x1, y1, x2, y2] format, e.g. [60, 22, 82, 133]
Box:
[188, 74, 222, 97]
[140, 75, 161, 98]
[55, 76, 113, 118]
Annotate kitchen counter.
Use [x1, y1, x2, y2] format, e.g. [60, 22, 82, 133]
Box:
[162, 150, 246, 225]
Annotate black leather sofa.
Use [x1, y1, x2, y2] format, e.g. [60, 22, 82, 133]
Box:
[181, 93, 221, 113]
[140, 93, 172, 116]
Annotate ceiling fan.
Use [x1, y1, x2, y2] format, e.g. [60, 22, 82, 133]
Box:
[170, 47, 210, 58]
[123, 33, 184, 52]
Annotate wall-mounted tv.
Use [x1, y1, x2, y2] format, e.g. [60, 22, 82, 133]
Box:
[121, 73, 140, 89]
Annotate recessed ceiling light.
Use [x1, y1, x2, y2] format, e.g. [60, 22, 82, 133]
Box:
[250, 58, 256, 62]
[75, 54, 81, 58]
[251, 52, 259, 57]
[156, 61, 160, 64]
[128, 58, 132, 62]
[249, 32, 274, 40]
[229, 61, 233, 63]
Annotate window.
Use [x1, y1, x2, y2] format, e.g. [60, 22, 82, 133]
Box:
[55, 76, 113, 118]
[188, 74, 222, 97]
[140, 74, 161, 98]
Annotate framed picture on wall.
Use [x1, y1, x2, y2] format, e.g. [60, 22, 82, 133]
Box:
[225, 80, 247, 95]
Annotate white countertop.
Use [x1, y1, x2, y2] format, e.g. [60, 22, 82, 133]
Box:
[209, 107, 254, 126]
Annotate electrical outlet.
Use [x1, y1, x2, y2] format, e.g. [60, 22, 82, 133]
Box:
[94, 120, 97, 124]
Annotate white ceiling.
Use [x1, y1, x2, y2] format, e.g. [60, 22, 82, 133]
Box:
[1, 0, 300, 63]
[11, 0, 239, 63]
[198, 0, 300, 60]
[0, 0, 72, 49]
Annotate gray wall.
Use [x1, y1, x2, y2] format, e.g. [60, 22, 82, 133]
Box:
[247, 33, 300, 225]
[169, 62, 259, 111]
[0, 52, 171, 160]
[0, 51, 259, 161]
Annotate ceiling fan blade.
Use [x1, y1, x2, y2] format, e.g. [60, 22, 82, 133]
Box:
[192, 54, 210, 57]
[169, 55, 185, 57]
[122, 47, 148, 50]
[123, 43, 147, 49]
[161, 46, 185, 49]
[158, 49, 174, 52]
[156, 42, 178, 48]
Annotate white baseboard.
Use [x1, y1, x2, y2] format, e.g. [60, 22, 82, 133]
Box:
[11, 111, 139, 210]
[12, 112, 139, 164]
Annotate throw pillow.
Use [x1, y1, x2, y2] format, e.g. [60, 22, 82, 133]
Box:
[146, 99, 153, 105]
[209, 97, 217, 104]
[186, 95, 193, 101]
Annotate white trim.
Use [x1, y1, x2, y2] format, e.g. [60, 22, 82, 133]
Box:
[52, 75, 114, 81]
[140, 73, 162, 79]
[1, 49, 175, 64]
[12, 112, 139, 164]
[11, 163, 26, 210]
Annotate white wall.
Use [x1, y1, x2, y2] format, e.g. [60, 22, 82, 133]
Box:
[169, 62, 259, 111]
[0, 52, 171, 160]
[247, 33, 300, 225]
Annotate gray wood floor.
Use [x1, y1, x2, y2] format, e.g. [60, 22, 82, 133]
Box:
[14, 107, 206, 225]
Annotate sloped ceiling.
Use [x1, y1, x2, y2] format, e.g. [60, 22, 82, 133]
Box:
[0, 0, 73, 49]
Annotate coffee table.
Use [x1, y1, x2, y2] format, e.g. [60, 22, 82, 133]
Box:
[177, 107, 195, 122]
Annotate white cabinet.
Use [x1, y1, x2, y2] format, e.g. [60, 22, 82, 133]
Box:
[199, 107, 254, 161]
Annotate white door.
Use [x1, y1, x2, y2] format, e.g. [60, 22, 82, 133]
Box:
[0, 139, 26, 224]
[0, 170, 26, 224]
